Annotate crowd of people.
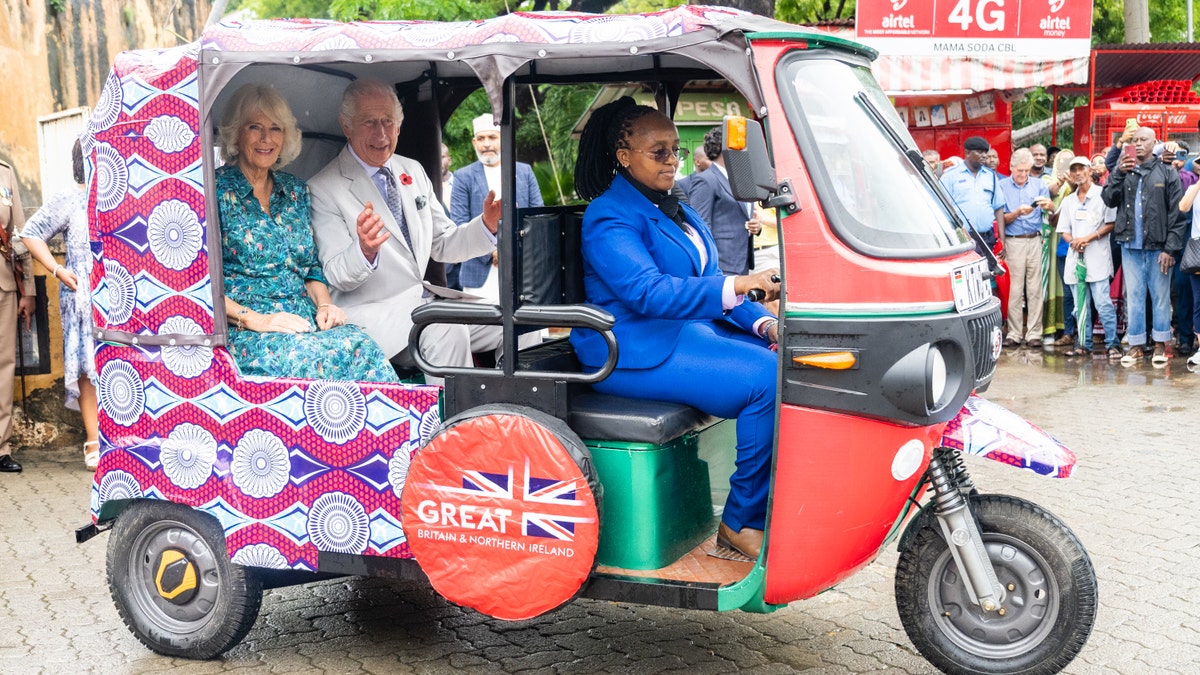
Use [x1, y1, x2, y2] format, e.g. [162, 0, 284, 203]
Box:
[934, 126, 1200, 367]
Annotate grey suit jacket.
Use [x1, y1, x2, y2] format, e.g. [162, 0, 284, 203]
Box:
[309, 147, 495, 357]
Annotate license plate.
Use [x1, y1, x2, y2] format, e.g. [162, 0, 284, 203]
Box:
[951, 259, 991, 312]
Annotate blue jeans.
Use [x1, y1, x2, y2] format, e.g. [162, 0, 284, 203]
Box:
[1069, 278, 1119, 350]
[1121, 246, 1174, 346]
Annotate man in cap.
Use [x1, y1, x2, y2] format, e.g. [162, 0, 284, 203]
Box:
[448, 112, 543, 298]
[940, 135, 1006, 258]
[998, 148, 1053, 347]
[1053, 156, 1121, 359]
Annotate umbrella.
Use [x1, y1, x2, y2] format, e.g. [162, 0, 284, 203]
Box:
[1073, 255, 1090, 351]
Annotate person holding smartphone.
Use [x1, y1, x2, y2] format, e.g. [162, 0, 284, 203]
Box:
[1102, 126, 1190, 365]
[998, 148, 1053, 348]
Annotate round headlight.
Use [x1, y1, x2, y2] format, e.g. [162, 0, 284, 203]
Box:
[928, 346, 947, 408]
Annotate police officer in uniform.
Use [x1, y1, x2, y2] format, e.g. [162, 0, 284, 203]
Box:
[0, 160, 37, 472]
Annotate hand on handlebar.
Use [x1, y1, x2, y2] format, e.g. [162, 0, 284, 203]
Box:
[736, 268, 781, 303]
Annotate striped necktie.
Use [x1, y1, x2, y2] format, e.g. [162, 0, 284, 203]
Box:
[376, 165, 414, 254]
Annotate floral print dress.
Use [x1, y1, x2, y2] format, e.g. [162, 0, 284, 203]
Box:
[217, 165, 396, 382]
[19, 187, 93, 410]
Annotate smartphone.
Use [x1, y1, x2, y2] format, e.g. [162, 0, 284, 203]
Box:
[1123, 144, 1137, 160]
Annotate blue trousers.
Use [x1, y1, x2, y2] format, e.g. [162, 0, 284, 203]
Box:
[1121, 246, 1174, 346]
[593, 320, 776, 532]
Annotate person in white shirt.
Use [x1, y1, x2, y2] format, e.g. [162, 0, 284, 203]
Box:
[1053, 156, 1121, 359]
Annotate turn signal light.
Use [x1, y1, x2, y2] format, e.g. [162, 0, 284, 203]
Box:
[792, 351, 857, 370]
[725, 115, 747, 151]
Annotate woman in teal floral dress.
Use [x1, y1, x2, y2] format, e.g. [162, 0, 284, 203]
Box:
[217, 84, 396, 382]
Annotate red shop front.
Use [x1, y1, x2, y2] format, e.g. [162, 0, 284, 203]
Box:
[1069, 45, 1200, 160]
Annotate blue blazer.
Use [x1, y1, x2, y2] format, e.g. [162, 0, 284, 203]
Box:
[449, 160, 543, 288]
[685, 166, 753, 275]
[571, 174, 771, 370]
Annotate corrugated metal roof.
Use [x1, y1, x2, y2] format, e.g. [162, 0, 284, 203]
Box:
[1090, 43, 1200, 90]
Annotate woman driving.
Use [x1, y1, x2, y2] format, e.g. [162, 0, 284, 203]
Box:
[571, 96, 780, 561]
[216, 84, 396, 382]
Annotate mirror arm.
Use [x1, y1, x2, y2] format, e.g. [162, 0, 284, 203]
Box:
[762, 178, 798, 213]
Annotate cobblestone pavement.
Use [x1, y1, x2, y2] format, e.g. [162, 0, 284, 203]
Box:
[1, 353, 1198, 674]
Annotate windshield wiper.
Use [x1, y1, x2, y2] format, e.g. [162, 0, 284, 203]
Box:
[853, 92, 1003, 278]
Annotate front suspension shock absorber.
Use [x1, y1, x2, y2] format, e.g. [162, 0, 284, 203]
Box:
[928, 449, 1005, 612]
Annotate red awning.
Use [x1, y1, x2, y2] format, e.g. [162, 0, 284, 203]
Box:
[871, 55, 1090, 94]
[809, 25, 1089, 94]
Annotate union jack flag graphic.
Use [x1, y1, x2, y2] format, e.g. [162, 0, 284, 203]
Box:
[520, 457, 591, 540]
[416, 457, 595, 542]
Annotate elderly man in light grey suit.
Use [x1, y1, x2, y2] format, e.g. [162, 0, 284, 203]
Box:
[309, 80, 502, 378]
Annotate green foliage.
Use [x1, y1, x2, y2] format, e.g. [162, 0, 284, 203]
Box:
[48, 0, 66, 15]
[605, 0, 678, 13]
[776, 0, 854, 25]
[444, 84, 600, 204]
[1091, 0, 1199, 44]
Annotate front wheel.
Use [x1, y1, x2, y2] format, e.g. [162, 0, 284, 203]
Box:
[107, 500, 263, 659]
[895, 494, 1097, 675]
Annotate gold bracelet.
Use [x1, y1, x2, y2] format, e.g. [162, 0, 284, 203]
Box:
[317, 303, 331, 310]
[236, 308, 247, 330]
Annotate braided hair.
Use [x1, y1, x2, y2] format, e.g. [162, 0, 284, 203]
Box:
[575, 96, 660, 201]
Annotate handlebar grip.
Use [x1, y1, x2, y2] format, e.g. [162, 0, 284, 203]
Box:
[747, 288, 765, 302]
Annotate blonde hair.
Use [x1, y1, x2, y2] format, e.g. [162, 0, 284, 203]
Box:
[217, 84, 302, 167]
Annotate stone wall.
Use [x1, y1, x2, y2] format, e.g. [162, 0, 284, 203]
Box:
[1, 0, 211, 441]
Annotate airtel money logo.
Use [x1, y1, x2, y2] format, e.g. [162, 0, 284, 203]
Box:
[882, 0, 915, 29]
[1048, 0, 1065, 12]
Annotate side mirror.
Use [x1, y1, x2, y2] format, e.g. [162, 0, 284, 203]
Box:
[722, 116, 796, 212]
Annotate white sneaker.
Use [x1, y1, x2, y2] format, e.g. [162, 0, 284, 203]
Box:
[1189, 351, 1200, 367]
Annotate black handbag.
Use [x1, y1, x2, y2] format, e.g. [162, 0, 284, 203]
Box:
[1182, 237, 1200, 275]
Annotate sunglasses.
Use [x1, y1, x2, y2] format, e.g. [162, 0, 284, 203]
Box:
[630, 147, 690, 164]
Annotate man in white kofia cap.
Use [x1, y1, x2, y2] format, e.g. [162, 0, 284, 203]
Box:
[447, 113, 543, 296]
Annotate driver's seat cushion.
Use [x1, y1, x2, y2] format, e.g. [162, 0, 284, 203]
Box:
[568, 392, 718, 446]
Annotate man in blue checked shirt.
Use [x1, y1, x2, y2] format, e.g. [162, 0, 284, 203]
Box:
[998, 148, 1053, 348]
[941, 136, 1006, 259]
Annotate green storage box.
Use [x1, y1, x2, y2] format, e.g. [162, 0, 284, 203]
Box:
[586, 418, 735, 570]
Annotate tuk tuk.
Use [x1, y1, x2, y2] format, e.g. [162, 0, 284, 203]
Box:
[74, 7, 1096, 673]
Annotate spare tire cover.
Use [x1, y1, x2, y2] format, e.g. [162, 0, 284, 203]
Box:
[401, 404, 600, 620]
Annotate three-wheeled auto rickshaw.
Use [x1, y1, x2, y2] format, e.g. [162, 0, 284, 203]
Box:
[75, 7, 1096, 673]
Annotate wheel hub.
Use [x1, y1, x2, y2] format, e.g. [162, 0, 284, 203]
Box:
[930, 535, 1060, 659]
[154, 548, 199, 605]
[129, 520, 221, 626]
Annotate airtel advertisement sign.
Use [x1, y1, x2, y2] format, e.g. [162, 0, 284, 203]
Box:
[857, 0, 1094, 58]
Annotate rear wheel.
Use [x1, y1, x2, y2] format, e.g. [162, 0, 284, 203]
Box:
[895, 494, 1097, 675]
[107, 500, 262, 659]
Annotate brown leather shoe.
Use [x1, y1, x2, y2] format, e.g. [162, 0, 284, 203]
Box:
[716, 522, 763, 560]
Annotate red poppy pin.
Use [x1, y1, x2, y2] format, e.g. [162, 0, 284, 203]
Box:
[399, 173, 413, 186]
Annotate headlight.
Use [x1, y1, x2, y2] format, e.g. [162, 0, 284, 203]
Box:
[881, 342, 965, 418]
[928, 345, 947, 409]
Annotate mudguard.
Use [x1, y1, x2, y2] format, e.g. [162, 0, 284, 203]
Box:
[941, 395, 1076, 478]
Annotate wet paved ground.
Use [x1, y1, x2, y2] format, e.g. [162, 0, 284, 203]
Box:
[2, 350, 1199, 674]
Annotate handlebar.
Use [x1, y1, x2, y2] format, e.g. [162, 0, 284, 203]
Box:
[746, 274, 782, 303]
[408, 301, 619, 383]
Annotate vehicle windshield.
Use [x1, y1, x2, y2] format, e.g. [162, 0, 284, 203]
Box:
[776, 53, 971, 258]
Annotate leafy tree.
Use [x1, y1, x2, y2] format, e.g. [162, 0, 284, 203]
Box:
[777, 0, 853, 25]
